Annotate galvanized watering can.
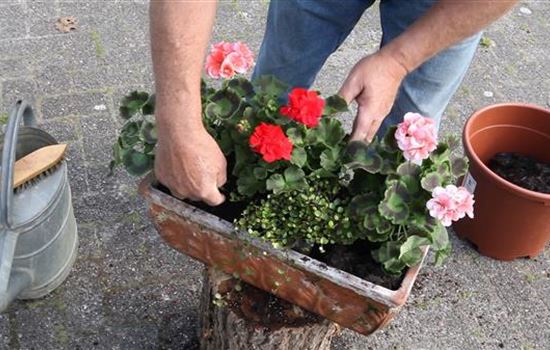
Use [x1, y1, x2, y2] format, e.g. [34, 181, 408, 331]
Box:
[0, 101, 78, 312]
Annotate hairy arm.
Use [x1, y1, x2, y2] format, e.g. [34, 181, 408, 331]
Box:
[340, 0, 518, 141]
[150, 0, 227, 205]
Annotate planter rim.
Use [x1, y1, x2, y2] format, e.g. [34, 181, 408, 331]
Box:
[463, 102, 550, 204]
[138, 172, 427, 309]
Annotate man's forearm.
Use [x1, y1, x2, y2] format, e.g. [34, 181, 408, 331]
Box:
[381, 0, 518, 73]
[150, 0, 217, 130]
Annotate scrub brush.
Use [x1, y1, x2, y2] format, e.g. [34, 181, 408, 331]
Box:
[13, 144, 67, 192]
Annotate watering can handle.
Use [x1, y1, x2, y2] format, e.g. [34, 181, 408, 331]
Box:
[0, 100, 37, 229]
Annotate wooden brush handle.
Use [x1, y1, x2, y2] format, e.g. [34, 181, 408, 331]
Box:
[13, 144, 67, 188]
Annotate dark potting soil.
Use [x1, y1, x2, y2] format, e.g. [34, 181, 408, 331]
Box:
[157, 183, 403, 290]
[489, 152, 550, 194]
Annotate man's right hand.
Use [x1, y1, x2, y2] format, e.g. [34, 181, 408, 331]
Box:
[154, 112, 227, 206]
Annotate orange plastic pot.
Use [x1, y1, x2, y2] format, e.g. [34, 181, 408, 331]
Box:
[453, 103, 550, 260]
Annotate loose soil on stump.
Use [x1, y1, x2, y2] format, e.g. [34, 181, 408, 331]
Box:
[489, 152, 550, 194]
[199, 268, 339, 350]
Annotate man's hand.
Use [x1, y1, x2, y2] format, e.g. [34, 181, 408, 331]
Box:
[154, 106, 227, 206]
[338, 51, 408, 142]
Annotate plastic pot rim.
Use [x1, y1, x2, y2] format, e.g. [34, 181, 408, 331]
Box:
[463, 102, 550, 205]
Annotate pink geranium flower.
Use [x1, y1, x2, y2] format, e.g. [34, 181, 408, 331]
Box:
[395, 113, 438, 164]
[426, 185, 475, 227]
[204, 41, 255, 79]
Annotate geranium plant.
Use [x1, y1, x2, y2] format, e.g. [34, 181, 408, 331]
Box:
[111, 41, 474, 275]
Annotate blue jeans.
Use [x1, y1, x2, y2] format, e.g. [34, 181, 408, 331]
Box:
[252, 0, 482, 134]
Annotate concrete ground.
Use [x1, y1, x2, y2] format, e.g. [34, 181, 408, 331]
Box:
[0, 1, 549, 349]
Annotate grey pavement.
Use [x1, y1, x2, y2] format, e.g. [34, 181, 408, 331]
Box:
[0, 1, 549, 349]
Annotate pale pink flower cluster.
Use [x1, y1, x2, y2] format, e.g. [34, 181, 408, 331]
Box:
[395, 113, 438, 164]
[204, 41, 255, 79]
[426, 185, 474, 227]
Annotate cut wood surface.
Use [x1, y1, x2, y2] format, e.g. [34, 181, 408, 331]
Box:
[199, 268, 339, 350]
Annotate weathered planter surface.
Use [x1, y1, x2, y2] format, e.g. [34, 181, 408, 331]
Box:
[139, 174, 427, 336]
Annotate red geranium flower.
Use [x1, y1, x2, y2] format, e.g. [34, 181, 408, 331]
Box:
[249, 123, 293, 163]
[280, 88, 325, 127]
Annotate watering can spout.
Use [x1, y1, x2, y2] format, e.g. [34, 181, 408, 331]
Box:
[0, 230, 32, 313]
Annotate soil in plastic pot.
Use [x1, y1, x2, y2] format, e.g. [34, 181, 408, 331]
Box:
[489, 152, 550, 194]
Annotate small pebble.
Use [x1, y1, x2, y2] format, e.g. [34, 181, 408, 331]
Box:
[94, 104, 107, 111]
[519, 7, 532, 15]
[483, 91, 494, 98]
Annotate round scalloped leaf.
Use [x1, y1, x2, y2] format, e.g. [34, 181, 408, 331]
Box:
[399, 235, 430, 267]
[372, 241, 400, 263]
[421, 172, 443, 191]
[320, 147, 340, 172]
[444, 134, 460, 151]
[119, 91, 150, 119]
[323, 95, 348, 115]
[252, 75, 289, 97]
[286, 127, 303, 145]
[204, 89, 242, 120]
[315, 118, 346, 147]
[284, 166, 308, 191]
[226, 77, 254, 98]
[345, 141, 383, 173]
[429, 144, 450, 164]
[266, 173, 285, 194]
[366, 228, 392, 243]
[397, 162, 421, 177]
[140, 117, 158, 145]
[429, 222, 449, 251]
[451, 155, 469, 178]
[122, 149, 154, 176]
[380, 125, 399, 153]
[348, 193, 378, 219]
[378, 182, 409, 224]
[290, 147, 307, 168]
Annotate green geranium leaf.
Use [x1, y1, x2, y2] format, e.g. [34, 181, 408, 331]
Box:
[434, 240, 452, 266]
[429, 144, 450, 164]
[380, 125, 399, 153]
[140, 116, 157, 144]
[421, 172, 443, 191]
[266, 174, 285, 194]
[315, 117, 345, 147]
[290, 147, 307, 168]
[120, 91, 150, 119]
[286, 127, 303, 145]
[323, 95, 348, 115]
[430, 222, 449, 251]
[450, 155, 468, 178]
[373, 242, 405, 275]
[378, 181, 409, 224]
[284, 166, 308, 191]
[237, 168, 264, 196]
[204, 89, 242, 121]
[397, 162, 421, 177]
[226, 77, 255, 98]
[253, 75, 289, 97]
[142, 94, 155, 115]
[345, 141, 383, 173]
[320, 147, 340, 172]
[399, 235, 430, 267]
[122, 149, 154, 176]
[445, 134, 460, 151]
[348, 193, 378, 219]
[253, 167, 268, 180]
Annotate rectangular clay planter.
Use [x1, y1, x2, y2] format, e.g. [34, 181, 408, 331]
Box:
[139, 174, 428, 336]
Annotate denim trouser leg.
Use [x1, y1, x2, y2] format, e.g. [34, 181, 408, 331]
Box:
[378, 0, 482, 134]
[254, 0, 482, 134]
[252, 0, 375, 88]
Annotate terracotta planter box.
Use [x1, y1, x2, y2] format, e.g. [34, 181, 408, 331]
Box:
[139, 174, 428, 336]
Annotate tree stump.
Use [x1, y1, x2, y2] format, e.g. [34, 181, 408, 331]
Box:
[199, 268, 339, 350]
